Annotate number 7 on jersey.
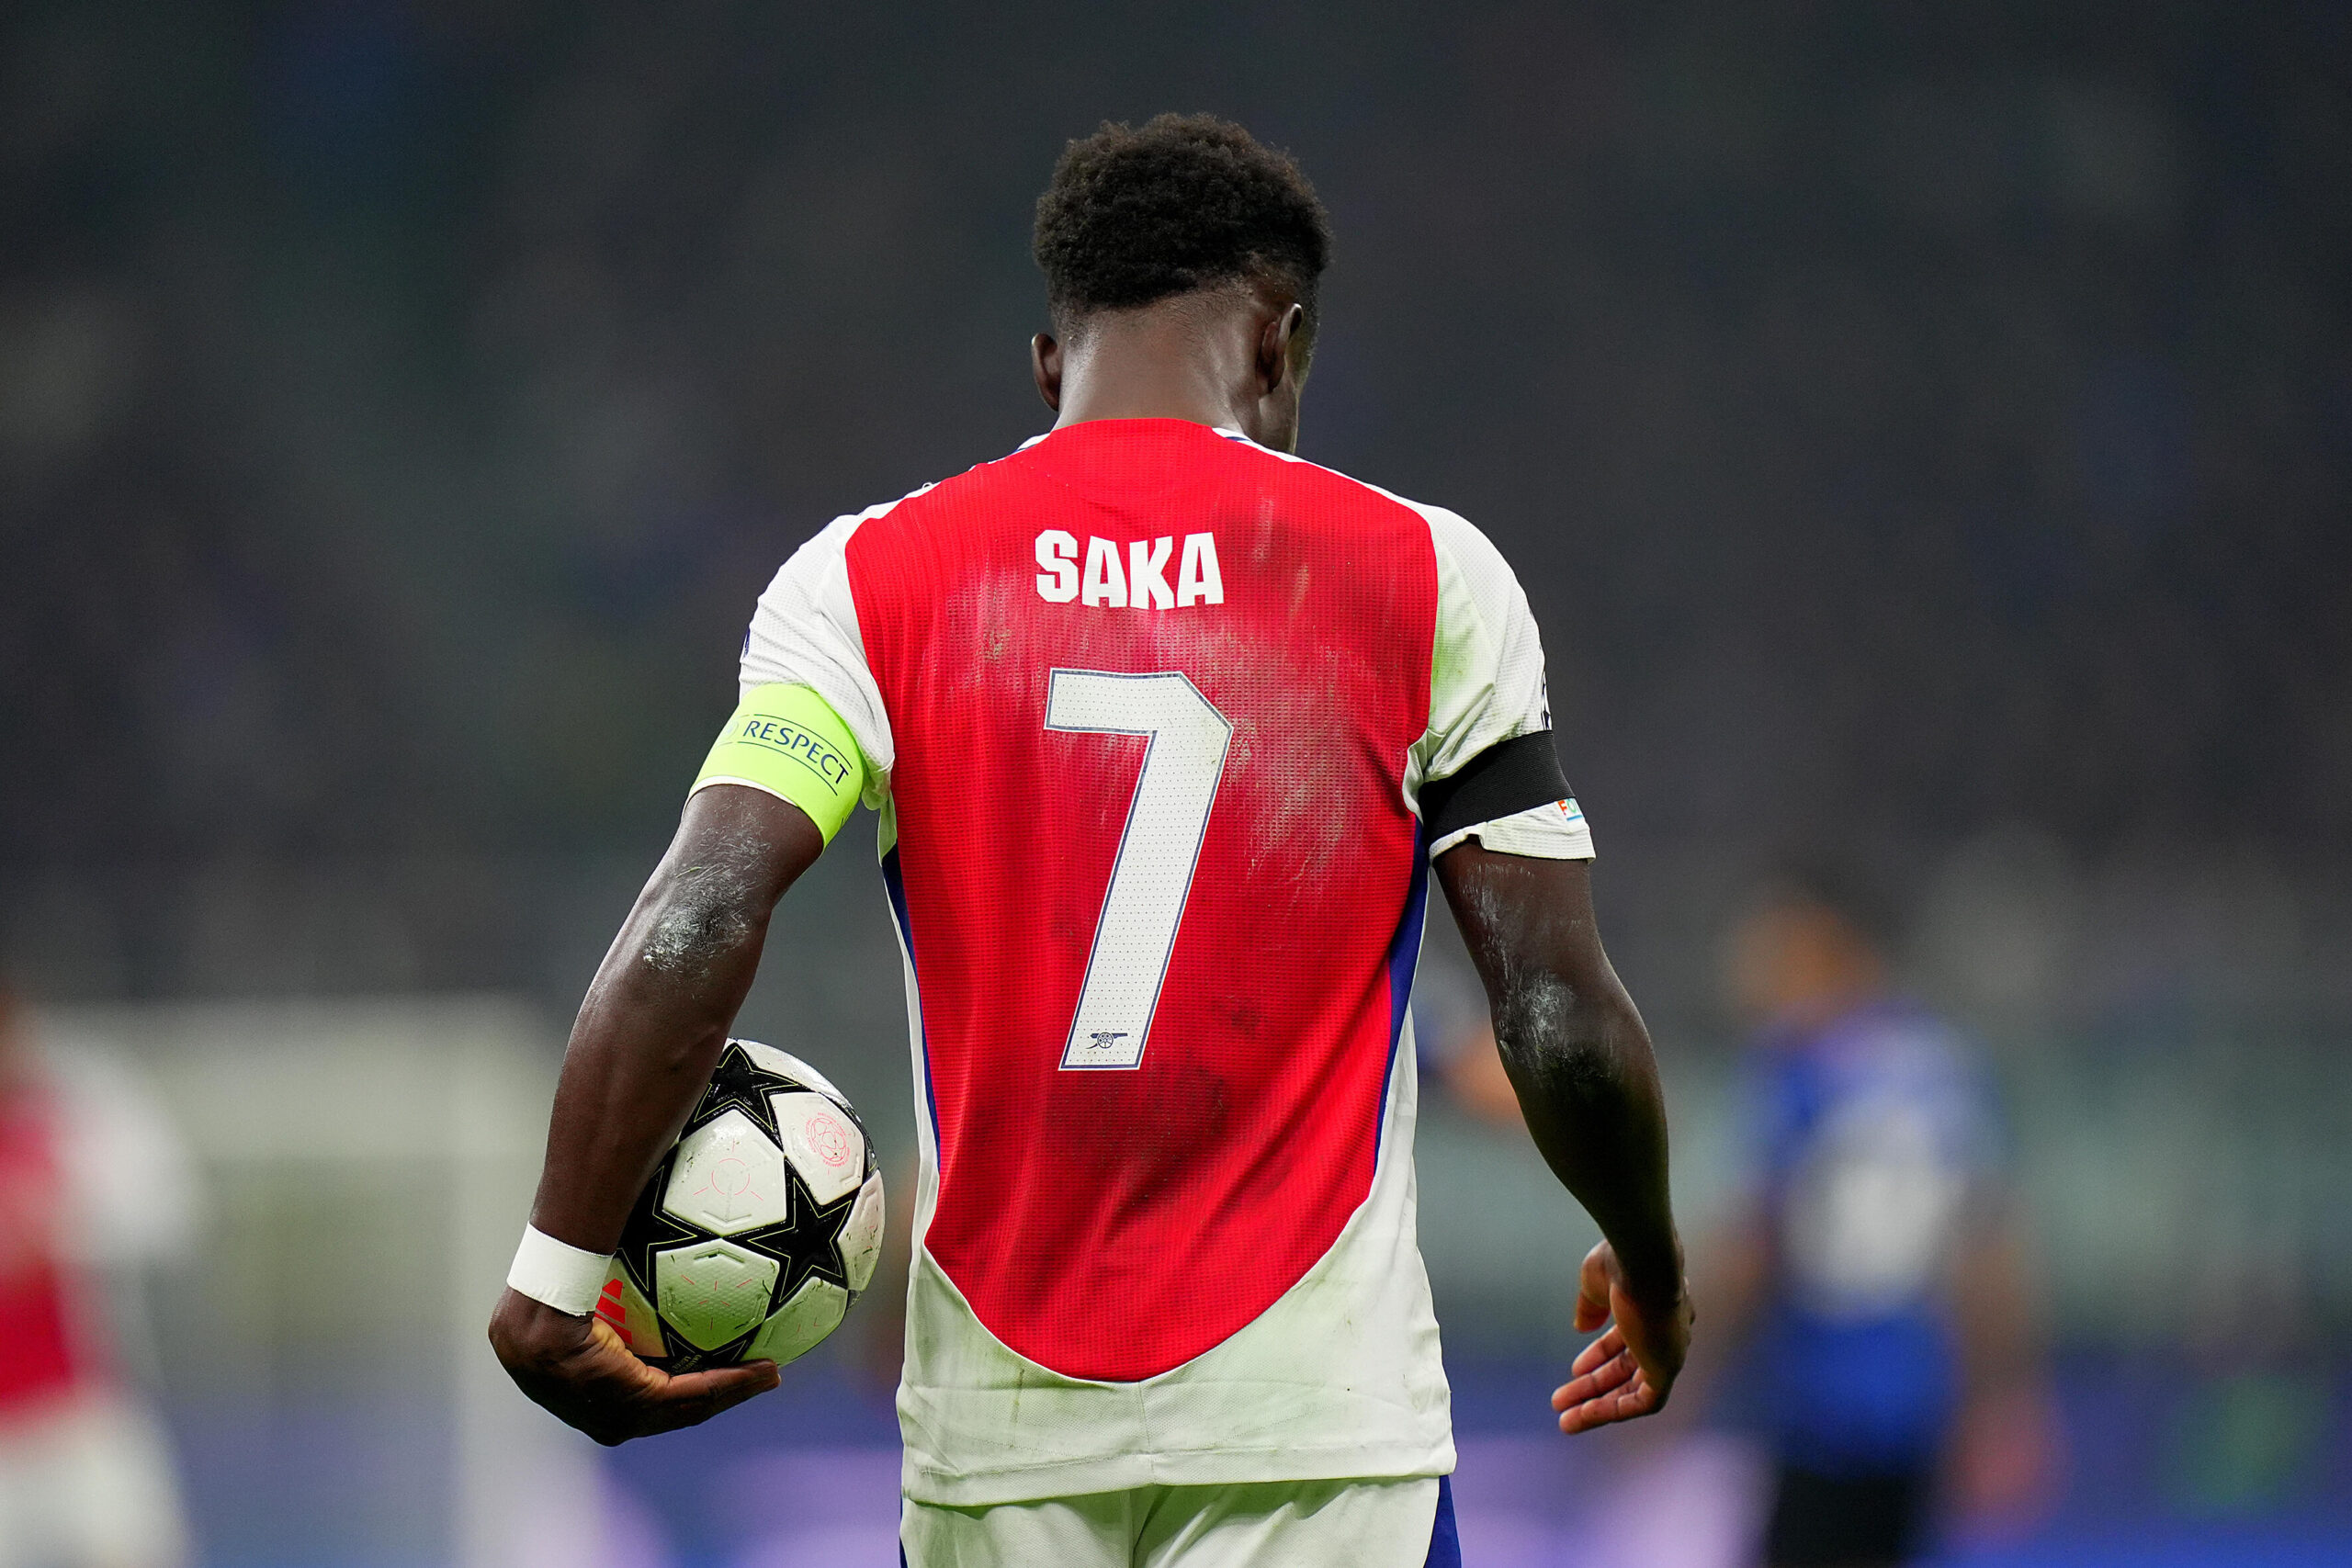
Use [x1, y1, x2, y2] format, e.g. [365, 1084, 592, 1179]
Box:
[1046, 670, 1233, 1069]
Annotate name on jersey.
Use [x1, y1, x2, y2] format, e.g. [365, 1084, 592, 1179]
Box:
[1035, 530, 1224, 608]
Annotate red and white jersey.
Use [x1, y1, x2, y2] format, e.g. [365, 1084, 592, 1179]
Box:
[0, 1087, 91, 1417]
[741, 419, 1589, 1504]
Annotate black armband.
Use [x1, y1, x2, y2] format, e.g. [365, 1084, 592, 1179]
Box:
[1419, 730, 1573, 844]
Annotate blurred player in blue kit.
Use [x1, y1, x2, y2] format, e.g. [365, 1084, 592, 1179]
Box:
[1694, 873, 2060, 1567]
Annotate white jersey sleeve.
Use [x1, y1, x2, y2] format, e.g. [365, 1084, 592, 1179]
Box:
[739, 507, 902, 807]
[1403, 502, 1594, 860]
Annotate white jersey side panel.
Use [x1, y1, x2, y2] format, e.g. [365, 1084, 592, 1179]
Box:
[894, 1010, 1452, 1506]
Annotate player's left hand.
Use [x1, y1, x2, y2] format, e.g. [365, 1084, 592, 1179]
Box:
[1553, 1239, 1692, 1435]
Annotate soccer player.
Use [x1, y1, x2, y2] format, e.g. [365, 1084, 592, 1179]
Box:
[0, 987, 196, 1568]
[1697, 872, 2057, 1566]
[491, 114, 1691, 1564]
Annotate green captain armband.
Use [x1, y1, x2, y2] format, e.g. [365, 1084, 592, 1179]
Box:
[691, 683, 867, 843]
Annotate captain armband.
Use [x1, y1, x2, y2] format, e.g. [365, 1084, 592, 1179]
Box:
[691, 683, 867, 844]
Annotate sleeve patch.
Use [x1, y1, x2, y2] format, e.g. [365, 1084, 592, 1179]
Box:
[692, 684, 866, 843]
[1429, 797, 1596, 863]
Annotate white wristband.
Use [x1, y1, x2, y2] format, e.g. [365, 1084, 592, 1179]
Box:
[506, 1224, 614, 1316]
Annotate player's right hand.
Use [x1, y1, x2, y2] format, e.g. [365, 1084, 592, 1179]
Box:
[488, 1287, 780, 1446]
[1552, 1240, 1692, 1436]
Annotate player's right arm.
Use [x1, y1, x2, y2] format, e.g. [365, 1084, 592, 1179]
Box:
[488, 783, 820, 1444]
[492, 524, 891, 1443]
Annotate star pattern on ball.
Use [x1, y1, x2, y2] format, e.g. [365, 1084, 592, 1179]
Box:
[725, 1188, 861, 1301]
[690, 1041, 786, 1143]
[614, 1172, 702, 1303]
[614, 1038, 874, 1371]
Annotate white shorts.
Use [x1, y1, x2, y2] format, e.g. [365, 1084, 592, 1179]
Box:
[0, 1392, 190, 1568]
[901, 1473, 1456, 1567]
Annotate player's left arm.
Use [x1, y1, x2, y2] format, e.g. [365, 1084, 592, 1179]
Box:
[489, 783, 821, 1444]
[1415, 503, 1691, 1432]
[1438, 846, 1692, 1434]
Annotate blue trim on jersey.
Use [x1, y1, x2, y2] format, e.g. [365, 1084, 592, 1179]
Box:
[1376, 825, 1432, 1168]
[1426, 1473, 1461, 1567]
[880, 846, 944, 1164]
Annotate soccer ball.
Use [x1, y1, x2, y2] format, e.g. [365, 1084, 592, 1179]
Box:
[594, 1039, 883, 1372]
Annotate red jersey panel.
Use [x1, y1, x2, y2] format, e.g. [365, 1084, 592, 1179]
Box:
[846, 420, 1437, 1382]
[0, 1089, 91, 1413]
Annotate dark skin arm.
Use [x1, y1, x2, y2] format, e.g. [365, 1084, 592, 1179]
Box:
[487, 784, 822, 1445]
[1435, 845, 1692, 1433]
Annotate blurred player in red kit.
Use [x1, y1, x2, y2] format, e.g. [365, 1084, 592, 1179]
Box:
[0, 987, 193, 1568]
[492, 115, 1691, 1565]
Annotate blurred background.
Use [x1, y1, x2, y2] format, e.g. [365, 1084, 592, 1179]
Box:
[1, 2, 2346, 1564]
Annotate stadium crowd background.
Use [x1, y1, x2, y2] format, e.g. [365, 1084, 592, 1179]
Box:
[0, 3, 2346, 1565]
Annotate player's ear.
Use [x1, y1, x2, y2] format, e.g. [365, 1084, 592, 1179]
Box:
[1257, 304, 1305, 396]
[1031, 333, 1063, 412]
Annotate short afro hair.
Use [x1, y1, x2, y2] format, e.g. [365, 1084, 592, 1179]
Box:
[1033, 113, 1331, 335]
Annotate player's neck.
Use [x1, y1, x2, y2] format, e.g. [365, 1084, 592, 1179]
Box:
[1052, 343, 1251, 433]
[1043, 296, 1288, 446]
[1051, 371, 1240, 432]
